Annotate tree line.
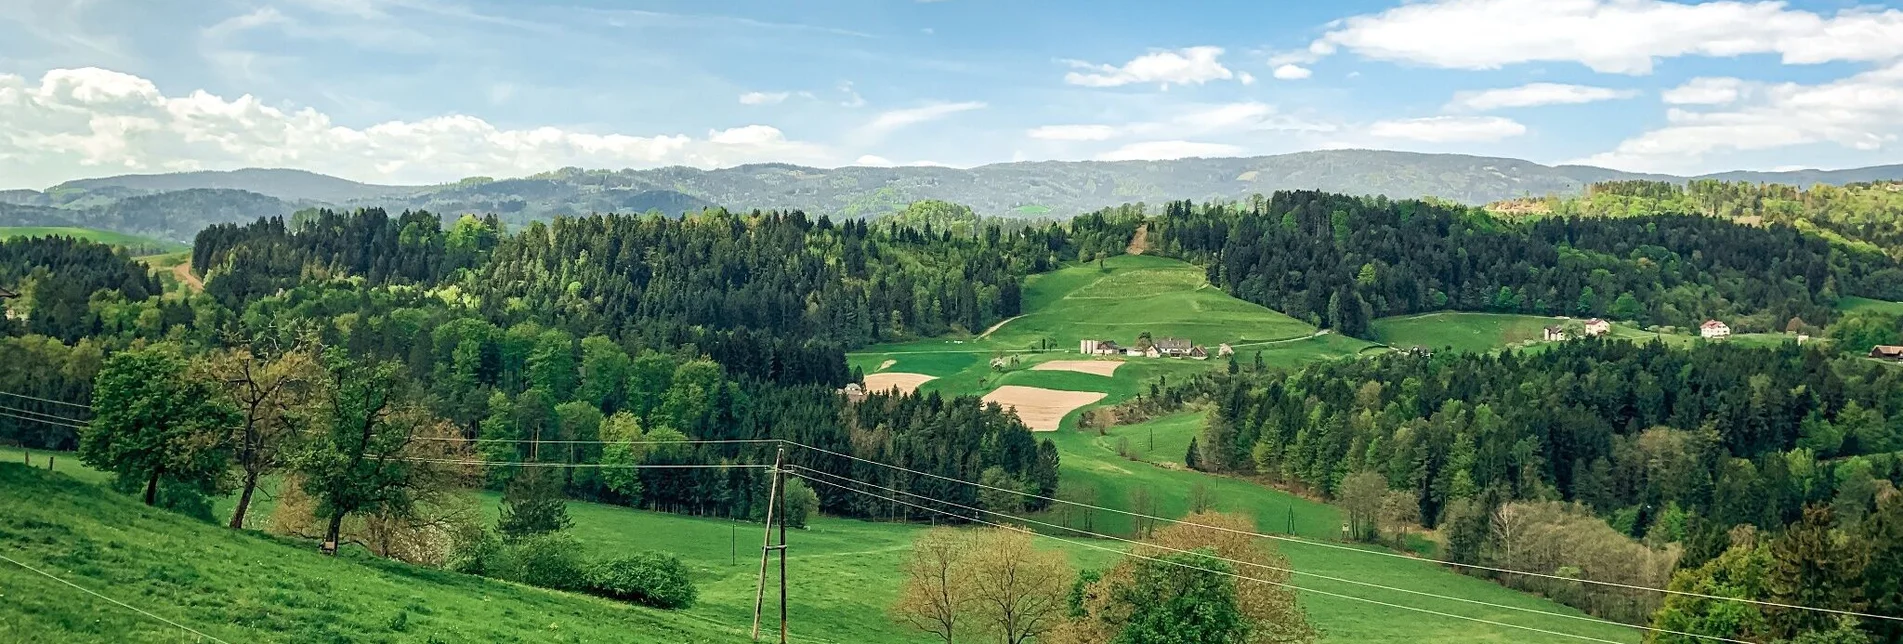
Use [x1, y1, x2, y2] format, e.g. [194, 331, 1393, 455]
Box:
[1145, 191, 1903, 337]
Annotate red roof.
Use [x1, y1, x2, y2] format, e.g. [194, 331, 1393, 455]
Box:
[1701, 320, 1727, 329]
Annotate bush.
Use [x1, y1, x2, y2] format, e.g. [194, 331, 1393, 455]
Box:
[584, 552, 698, 609]
[497, 533, 586, 591]
[446, 526, 505, 576]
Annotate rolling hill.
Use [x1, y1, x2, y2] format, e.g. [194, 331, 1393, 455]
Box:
[10, 151, 1903, 242]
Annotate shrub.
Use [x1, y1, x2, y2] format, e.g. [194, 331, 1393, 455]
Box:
[497, 533, 586, 591]
[584, 552, 698, 609]
[446, 526, 505, 576]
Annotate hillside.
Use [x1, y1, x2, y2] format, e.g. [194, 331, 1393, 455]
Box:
[0, 463, 761, 643]
[0, 226, 188, 255]
[16, 151, 1903, 241]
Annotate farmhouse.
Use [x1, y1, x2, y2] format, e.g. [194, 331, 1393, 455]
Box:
[1701, 320, 1731, 339]
[1583, 319, 1611, 337]
[1543, 326, 1569, 342]
[1078, 339, 1123, 355]
[840, 382, 867, 403]
[1155, 337, 1194, 358]
[1872, 346, 1903, 361]
[1187, 346, 1208, 360]
[1126, 346, 1160, 358]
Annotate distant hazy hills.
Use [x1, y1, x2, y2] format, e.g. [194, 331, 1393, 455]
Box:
[5, 150, 1900, 241]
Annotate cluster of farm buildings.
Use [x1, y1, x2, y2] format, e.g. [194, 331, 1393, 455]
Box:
[1078, 337, 1233, 360]
[1543, 318, 1738, 341]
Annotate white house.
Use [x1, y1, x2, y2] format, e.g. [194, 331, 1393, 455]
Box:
[1543, 326, 1569, 342]
[1583, 319, 1611, 337]
[1700, 320, 1731, 339]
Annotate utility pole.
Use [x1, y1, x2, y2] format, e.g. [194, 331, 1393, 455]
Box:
[752, 448, 788, 642]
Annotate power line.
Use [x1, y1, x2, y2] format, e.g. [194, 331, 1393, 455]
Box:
[795, 472, 1636, 644]
[0, 411, 88, 430]
[0, 552, 231, 644]
[789, 465, 1750, 644]
[410, 436, 782, 446]
[0, 390, 93, 411]
[781, 439, 1901, 624]
[0, 403, 88, 425]
[396, 457, 772, 470]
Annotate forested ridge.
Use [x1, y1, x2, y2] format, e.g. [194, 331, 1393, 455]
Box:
[1148, 191, 1903, 337]
[1524, 179, 1903, 257]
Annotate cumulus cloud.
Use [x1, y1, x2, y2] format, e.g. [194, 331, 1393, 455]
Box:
[1661, 77, 1749, 105]
[1574, 63, 1903, 173]
[1367, 116, 1528, 142]
[0, 67, 830, 188]
[1271, 64, 1312, 80]
[1095, 140, 1245, 161]
[738, 91, 790, 105]
[1310, 0, 1903, 74]
[861, 101, 986, 137]
[1446, 83, 1639, 111]
[1063, 46, 1237, 88]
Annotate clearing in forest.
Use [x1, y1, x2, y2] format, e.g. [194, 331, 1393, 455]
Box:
[1031, 360, 1124, 377]
[980, 385, 1107, 431]
[863, 372, 936, 394]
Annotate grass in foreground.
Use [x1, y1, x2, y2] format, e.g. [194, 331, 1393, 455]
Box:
[0, 463, 764, 644]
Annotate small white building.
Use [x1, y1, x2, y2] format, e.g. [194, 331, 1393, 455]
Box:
[1543, 326, 1569, 342]
[1583, 319, 1611, 337]
[1700, 320, 1731, 339]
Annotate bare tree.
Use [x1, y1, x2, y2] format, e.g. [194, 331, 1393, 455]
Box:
[967, 527, 1071, 644]
[207, 330, 321, 530]
[894, 528, 974, 643]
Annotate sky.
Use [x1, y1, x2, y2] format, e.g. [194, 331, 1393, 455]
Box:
[3, 0, 1903, 188]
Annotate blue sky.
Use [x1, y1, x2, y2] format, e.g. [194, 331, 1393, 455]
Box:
[3, 0, 1903, 187]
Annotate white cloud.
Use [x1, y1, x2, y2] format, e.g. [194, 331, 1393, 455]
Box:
[1446, 83, 1639, 111]
[1271, 64, 1312, 80]
[838, 81, 865, 108]
[1027, 124, 1120, 141]
[1239, 71, 1257, 85]
[1574, 63, 1903, 173]
[0, 67, 832, 188]
[1063, 46, 1236, 88]
[738, 91, 790, 105]
[1367, 116, 1528, 142]
[1661, 77, 1748, 105]
[855, 154, 893, 166]
[1310, 0, 1903, 75]
[1095, 140, 1245, 161]
[861, 101, 986, 137]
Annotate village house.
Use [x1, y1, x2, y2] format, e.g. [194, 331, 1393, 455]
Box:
[1155, 337, 1194, 358]
[1700, 320, 1731, 339]
[1543, 326, 1569, 342]
[1583, 319, 1611, 337]
[1187, 346, 1208, 360]
[840, 382, 867, 403]
[1078, 339, 1123, 356]
[1871, 345, 1903, 361]
[1126, 346, 1160, 358]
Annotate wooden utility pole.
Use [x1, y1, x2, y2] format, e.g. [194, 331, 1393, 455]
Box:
[752, 448, 788, 642]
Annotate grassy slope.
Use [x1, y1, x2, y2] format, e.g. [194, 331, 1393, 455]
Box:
[851, 254, 1373, 424]
[0, 226, 187, 253]
[850, 257, 1633, 643]
[0, 463, 763, 644]
[1839, 296, 1903, 315]
[1375, 312, 1801, 355]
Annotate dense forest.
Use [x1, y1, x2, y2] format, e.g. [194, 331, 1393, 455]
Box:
[1556, 179, 1903, 256]
[1170, 338, 1903, 636]
[1149, 191, 1903, 337]
[0, 236, 161, 343]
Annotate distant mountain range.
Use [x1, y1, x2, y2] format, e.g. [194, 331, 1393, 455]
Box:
[5, 150, 1900, 242]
